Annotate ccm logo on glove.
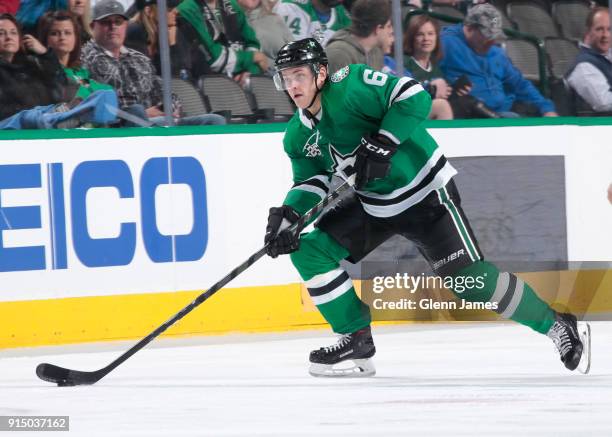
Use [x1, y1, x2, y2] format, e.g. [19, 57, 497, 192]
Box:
[364, 142, 393, 156]
[354, 134, 397, 190]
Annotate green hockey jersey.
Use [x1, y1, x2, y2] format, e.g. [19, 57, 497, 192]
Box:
[274, 0, 351, 45]
[282, 64, 457, 219]
[178, 0, 262, 75]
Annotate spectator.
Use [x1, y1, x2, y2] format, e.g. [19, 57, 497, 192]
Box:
[126, 0, 191, 76]
[404, 0, 485, 7]
[325, 0, 391, 73]
[326, 0, 451, 120]
[177, 0, 268, 87]
[439, 4, 558, 118]
[237, 0, 293, 68]
[82, 0, 225, 125]
[0, 13, 70, 121]
[125, 0, 155, 55]
[566, 7, 612, 113]
[15, 0, 67, 34]
[403, 14, 488, 119]
[38, 10, 113, 100]
[388, 0, 487, 16]
[0, 1, 19, 15]
[91, 0, 134, 11]
[344, 0, 453, 120]
[274, 0, 351, 45]
[67, 0, 92, 43]
[404, 16, 451, 99]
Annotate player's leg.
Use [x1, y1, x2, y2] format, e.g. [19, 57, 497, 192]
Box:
[396, 180, 590, 372]
[291, 229, 371, 335]
[291, 229, 376, 376]
[290, 194, 393, 376]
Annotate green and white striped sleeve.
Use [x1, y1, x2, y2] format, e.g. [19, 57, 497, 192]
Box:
[379, 76, 431, 144]
[346, 65, 431, 145]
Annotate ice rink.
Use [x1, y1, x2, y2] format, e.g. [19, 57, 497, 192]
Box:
[1, 322, 611, 436]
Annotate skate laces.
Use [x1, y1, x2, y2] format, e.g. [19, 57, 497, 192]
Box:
[323, 334, 352, 353]
[547, 322, 572, 357]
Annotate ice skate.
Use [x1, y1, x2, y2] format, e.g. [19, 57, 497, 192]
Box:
[309, 326, 376, 377]
[547, 312, 591, 374]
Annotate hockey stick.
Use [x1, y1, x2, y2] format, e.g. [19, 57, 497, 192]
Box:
[36, 178, 352, 386]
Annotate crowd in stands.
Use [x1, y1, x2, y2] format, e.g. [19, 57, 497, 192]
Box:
[567, 6, 611, 113]
[0, 0, 609, 129]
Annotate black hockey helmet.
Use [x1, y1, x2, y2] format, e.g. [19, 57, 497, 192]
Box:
[275, 38, 328, 70]
[273, 38, 328, 91]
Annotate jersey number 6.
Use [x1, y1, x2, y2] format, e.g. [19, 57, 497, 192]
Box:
[363, 69, 388, 86]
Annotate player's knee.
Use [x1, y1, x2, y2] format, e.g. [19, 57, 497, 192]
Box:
[289, 232, 317, 269]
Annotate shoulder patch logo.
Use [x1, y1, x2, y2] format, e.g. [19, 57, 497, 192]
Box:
[331, 66, 350, 83]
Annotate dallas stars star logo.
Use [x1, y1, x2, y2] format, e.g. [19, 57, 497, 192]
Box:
[329, 145, 359, 181]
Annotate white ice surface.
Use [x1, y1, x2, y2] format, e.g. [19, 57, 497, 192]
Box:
[1, 322, 611, 437]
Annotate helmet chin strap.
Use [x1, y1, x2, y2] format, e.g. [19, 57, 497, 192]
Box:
[305, 66, 324, 117]
[305, 87, 321, 113]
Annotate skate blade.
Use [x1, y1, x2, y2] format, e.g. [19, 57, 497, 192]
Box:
[309, 359, 376, 378]
[577, 322, 591, 374]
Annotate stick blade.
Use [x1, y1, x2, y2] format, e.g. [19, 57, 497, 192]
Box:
[36, 363, 101, 386]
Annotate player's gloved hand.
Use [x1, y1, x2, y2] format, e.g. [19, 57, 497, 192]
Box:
[264, 205, 301, 258]
[353, 133, 397, 190]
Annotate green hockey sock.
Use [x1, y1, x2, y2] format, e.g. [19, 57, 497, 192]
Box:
[452, 261, 556, 334]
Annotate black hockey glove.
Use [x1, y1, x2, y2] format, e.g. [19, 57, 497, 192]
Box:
[264, 205, 301, 258]
[353, 133, 398, 190]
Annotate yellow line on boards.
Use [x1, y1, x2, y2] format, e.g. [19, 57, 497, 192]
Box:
[0, 284, 323, 349]
[1, 269, 611, 349]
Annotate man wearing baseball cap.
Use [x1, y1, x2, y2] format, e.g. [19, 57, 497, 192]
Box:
[81, 0, 159, 115]
[439, 4, 558, 118]
[82, 0, 225, 125]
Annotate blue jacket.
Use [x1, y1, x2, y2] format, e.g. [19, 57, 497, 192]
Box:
[439, 24, 555, 114]
[0, 90, 118, 130]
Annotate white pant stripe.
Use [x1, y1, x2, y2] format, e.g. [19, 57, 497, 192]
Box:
[489, 272, 510, 305]
[305, 267, 345, 289]
[501, 278, 524, 319]
[311, 277, 354, 306]
[436, 188, 476, 262]
[442, 186, 480, 261]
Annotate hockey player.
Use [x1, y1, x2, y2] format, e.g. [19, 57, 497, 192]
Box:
[264, 38, 591, 377]
[274, 0, 351, 45]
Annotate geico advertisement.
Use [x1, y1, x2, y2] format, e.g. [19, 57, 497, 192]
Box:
[0, 133, 299, 302]
[1, 127, 610, 302]
[1, 157, 207, 272]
